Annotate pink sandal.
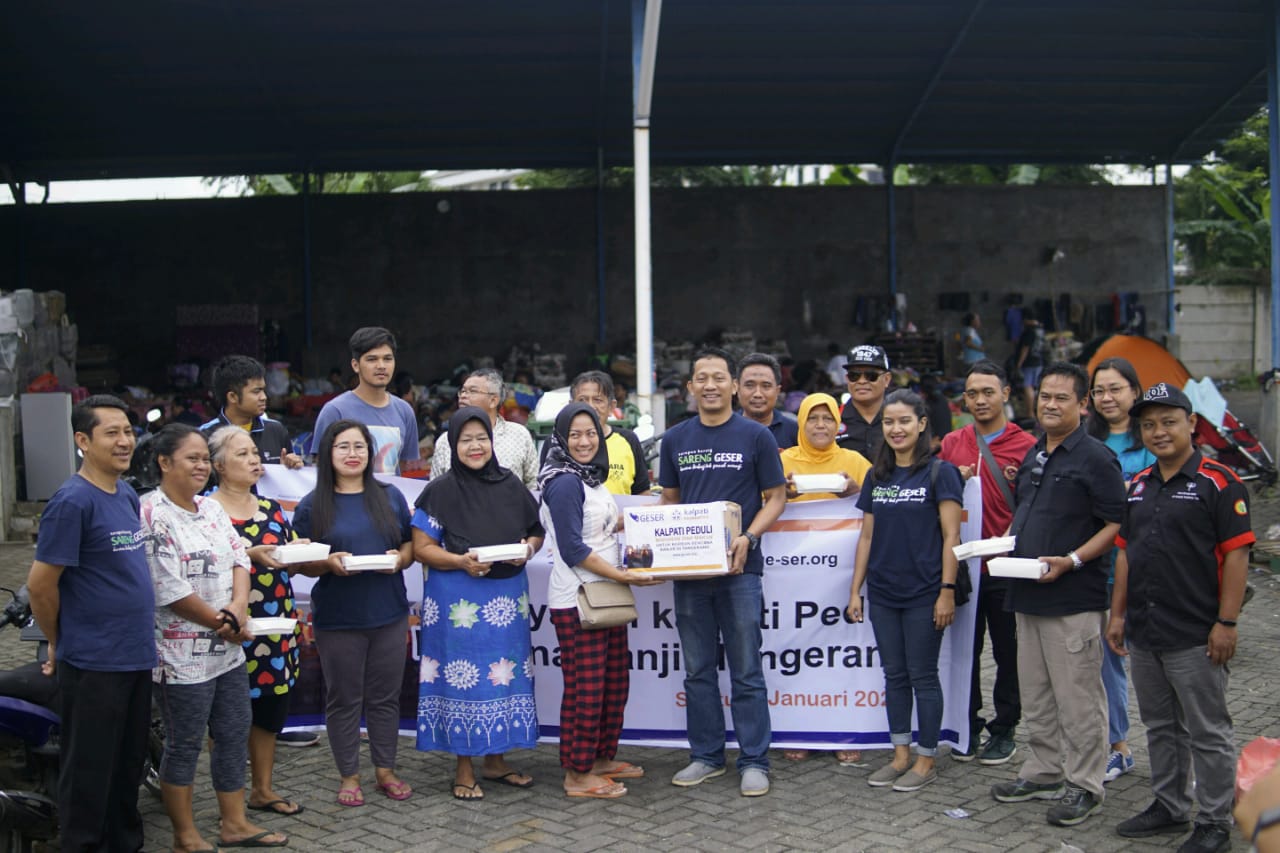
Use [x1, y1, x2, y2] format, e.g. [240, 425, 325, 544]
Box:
[337, 785, 364, 807]
[376, 779, 412, 801]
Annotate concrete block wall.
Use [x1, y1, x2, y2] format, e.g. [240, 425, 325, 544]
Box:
[0, 186, 1167, 387]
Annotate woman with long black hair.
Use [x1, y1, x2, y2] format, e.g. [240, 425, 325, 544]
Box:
[846, 389, 964, 793]
[292, 419, 415, 807]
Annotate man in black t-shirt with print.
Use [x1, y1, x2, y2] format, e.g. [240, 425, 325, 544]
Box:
[1107, 384, 1252, 853]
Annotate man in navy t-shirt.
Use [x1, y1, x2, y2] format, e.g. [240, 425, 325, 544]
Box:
[660, 347, 787, 798]
[27, 394, 157, 853]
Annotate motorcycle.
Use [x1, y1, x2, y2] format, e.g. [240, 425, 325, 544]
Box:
[0, 586, 163, 852]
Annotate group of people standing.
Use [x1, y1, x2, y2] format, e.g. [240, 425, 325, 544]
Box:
[25, 323, 1255, 853]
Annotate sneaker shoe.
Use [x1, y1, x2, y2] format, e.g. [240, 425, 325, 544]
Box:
[1116, 801, 1192, 838]
[1046, 785, 1101, 827]
[1104, 749, 1135, 782]
[951, 742, 977, 763]
[671, 761, 726, 787]
[739, 767, 769, 797]
[277, 730, 320, 748]
[1176, 823, 1231, 853]
[978, 734, 1018, 766]
[991, 777, 1065, 803]
[892, 767, 937, 792]
[867, 762, 909, 787]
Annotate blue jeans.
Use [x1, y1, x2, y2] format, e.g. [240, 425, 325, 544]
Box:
[673, 573, 771, 772]
[1102, 583, 1130, 745]
[869, 602, 945, 756]
[1101, 633, 1130, 745]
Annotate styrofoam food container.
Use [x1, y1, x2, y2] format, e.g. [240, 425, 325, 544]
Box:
[792, 473, 848, 494]
[953, 536, 1016, 561]
[247, 617, 298, 635]
[273, 542, 331, 563]
[472, 543, 530, 563]
[987, 557, 1048, 579]
[341, 554, 399, 572]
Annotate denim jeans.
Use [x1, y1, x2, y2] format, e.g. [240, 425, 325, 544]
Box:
[869, 601, 945, 756]
[1102, 583, 1130, 745]
[673, 572, 771, 772]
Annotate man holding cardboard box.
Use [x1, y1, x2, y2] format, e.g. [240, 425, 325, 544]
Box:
[659, 347, 787, 798]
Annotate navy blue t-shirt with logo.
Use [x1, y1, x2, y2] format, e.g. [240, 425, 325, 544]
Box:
[856, 461, 964, 608]
[34, 475, 158, 671]
[659, 413, 786, 575]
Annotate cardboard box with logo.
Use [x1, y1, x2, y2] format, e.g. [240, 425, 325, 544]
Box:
[621, 501, 742, 578]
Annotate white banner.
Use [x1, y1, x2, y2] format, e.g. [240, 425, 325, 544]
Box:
[258, 466, 981, 750]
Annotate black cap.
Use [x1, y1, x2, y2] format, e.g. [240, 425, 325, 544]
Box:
[1129, 382, 1194, 418]
[844, 345, 890, 372]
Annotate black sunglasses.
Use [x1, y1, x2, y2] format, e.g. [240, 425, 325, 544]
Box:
[1029, 450, 1050, 488]
[845, 369, 884, 383]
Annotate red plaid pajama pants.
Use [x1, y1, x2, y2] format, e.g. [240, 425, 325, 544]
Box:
[550, 607, 630, 773]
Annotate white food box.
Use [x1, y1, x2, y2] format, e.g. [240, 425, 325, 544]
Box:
[272, 542, 331, 563]
[472, 543, 530, 563]
[341, 554, 399, 572]
[952, 536, 1016, 561]
[791, 473, 848, 495]
[987, 557, 1049, 579]
[247, 617, 298, 635]
[621, 501, 741, 579]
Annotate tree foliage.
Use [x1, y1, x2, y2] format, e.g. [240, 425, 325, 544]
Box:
[206, 172, 434, 196]
[897, 163, 1111, 185]
[515, 165, 787, 189]
[1174, 108, 1270, 272]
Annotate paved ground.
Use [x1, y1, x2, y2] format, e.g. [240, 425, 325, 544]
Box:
[1, 390, 1278, 852]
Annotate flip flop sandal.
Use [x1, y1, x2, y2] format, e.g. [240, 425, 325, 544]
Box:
[246, 799, 305, 816]
[482, 770, 534, 788]
[565, 782, 626, 799]
[452, 782, 485, 800]
[376, 779, 413, 801]
[219, 830, 289, 848]
[600, 763, 645, 780]
[336, 786, 364, 807]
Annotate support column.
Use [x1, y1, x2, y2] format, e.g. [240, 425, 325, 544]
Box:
[1165, 164, 1178, 344]
[1261, 1, 1280, 457]
[886, 163, 898, 331]
[633, 125, 654, 417]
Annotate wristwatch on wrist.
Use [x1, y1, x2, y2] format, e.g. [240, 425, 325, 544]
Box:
[743, 531, 760, 551]
[940, 582, 957, 590]
[1216, 617, 1238, 628]
[1068, 551, 1084, 571]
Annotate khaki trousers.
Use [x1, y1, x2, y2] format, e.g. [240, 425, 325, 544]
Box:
[1014, 611, 1109, 798]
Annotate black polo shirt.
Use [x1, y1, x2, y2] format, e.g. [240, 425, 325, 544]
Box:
[837, 403, 884, 459]
[1117, 450, 1254, 652]
[1007, 424, 1126, 616]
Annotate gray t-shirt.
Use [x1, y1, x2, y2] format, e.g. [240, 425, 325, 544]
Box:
[310, 390, 420, 474]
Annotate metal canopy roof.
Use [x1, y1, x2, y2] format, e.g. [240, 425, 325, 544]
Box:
[0, 0, 1270, 182]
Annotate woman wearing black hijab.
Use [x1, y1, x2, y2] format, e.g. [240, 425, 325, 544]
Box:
[539, 403, 662, 799]
[412, 406, 545, 801]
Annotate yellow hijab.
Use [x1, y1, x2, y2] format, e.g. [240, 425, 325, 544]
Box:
[781, 393, 873, 501]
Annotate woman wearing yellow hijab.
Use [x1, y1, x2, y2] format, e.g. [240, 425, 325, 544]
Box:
[782, 393, 872, 502]
[779, 393, 871, 765]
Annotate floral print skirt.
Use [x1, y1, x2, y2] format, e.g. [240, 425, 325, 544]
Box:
[416, 569, 538, 755]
